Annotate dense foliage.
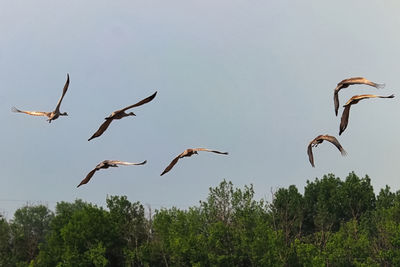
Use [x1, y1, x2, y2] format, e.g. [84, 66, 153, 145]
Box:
[2, 172, 400, 266]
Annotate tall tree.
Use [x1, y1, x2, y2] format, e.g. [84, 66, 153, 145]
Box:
[0, 215, 12, 267]
[10, 205, 53, 265]
[270, 185, 304, 244]
[35, 199, 90, 266]
[106, 195, 148, 266]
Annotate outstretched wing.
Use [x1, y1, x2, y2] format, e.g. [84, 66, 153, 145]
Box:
[77, 168, 97, 187]
[359, 94, 394, 100]
[54, 74, 70, 112]
[339, 105, 351, 136]
[334, 78, 384, 116]
[345, 94, 394, 105]
[88, 119, 113, 141]
[110, 160, 147, 166]
[307, 143, 314, 167]
[193, 148, 229, 155]
[340, 94, 394, 135]
[160, 155, 181, 176]
[338, 77, 385, 88]
[322, 135, 347, 156]
[120, 91, 158, 112]
[11, 107, 49, 117]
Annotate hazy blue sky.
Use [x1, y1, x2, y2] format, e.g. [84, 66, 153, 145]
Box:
[1, 0, 400, 218]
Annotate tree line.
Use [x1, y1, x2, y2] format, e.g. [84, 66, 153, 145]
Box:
[1, 172, 400, 266]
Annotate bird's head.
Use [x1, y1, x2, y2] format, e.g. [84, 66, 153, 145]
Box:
[128, 112, 136, 116]
[194, 151, 199, 155]
[61, 112, 68, 116]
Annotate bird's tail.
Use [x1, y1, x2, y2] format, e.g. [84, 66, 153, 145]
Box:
[374, 83, 385, 89]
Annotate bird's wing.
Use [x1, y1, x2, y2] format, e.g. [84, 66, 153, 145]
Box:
[346, 94, 394, 104]
[322, 135, 347, 156]
[377, 94, 395, 99]
[351, 94, 379, 101]
[307, 143, 315, 167]
[335, 78, 385, 115]
[334, 90, 340, 116]
[11, 107, 49, 117]
[109, 160, 147, 166]
[193, 148, 229, 155]
[160, 155, 181, 176]
[54, 74, 70, 112]
[88, 119, 113, 141]
[344, 77, 385, 88]
[120, 91, 157, 112]
[338, 77, 364, 86]
[77, 168, 97, 187]
[339, 105, 351, 136]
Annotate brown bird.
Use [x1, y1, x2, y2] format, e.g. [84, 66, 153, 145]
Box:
[333, 77, 384, 116]
[339, 94, 394, 135]
[12, 74, 70, 123]
[88, 91, 157, 141]
[307, 134, 346, 167]
[77, 160, 147, 187]
[160, 148, 228, 176]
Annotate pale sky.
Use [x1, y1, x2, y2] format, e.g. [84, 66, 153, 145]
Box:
[1, 0, 400, 218]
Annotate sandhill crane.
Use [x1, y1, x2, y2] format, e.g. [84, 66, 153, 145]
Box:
[307, 134, 346, 167]
[88, 91, 157, 141]
[334, 77, 385, 116]
[339, 94, 394, 135]
[77, 160, 147, 187]
[160, 148, 228, 176]
[12, 74, 70, 123]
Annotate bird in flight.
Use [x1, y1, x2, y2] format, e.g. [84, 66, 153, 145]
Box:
[333, 77, 384, 116]
[12, 74, 70, 123]
[77, 160, 147, 187]
[88, 91, 157, 141]
[160, 148, 228, 176]
[339, 94, 394, 135]
[307, 134, 346, 167]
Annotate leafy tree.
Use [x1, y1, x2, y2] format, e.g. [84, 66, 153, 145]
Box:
[35, 199, 90, 266]
[152, 207, 208, 266]
[341, 172, 375, 220]
[85, 242, 108, 267]
[294, 239, 324, 267]
[58, 204, 115, 266]
[10, 205, 53, 265]
[0, 215, 12, 267]
[303, 174, 344, 235]
[270, 185, 304, 245]
[249, 216, 284, 266]
[106, 195, 148, 266]
[324, 219, 377, 266]
[4, 174, 400, 266]
[376, 185, 396, 210]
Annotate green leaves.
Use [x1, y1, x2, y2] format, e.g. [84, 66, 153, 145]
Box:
[3, 173, 400, 266]
[0, 215, 12, 267]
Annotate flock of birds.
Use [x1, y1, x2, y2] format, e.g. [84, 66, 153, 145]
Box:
[307, 77, 394, 167]
[11, 75, 395, 187]
[11, 74, 229, 187]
